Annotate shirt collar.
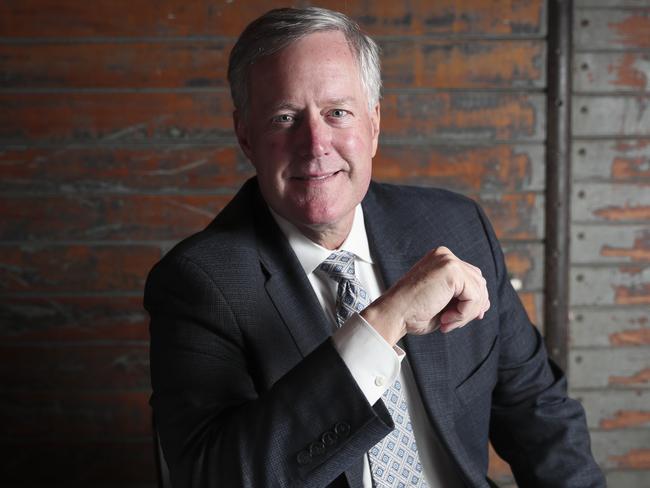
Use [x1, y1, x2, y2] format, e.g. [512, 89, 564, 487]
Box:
[270, 205, 374, 276]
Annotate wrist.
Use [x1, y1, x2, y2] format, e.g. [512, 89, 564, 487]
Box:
[361, 294, 407, 347]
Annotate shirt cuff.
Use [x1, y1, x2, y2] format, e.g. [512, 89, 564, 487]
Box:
[331, 312, 404, 406]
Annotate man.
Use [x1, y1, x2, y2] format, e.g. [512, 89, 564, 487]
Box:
[145, 7, 604, 487]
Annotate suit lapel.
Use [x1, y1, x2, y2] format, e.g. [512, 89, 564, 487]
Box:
[362, 185, 477, 483]
[252, 192, 334, 358]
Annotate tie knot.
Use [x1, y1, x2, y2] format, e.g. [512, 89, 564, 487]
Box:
[319, 251, 357, 283]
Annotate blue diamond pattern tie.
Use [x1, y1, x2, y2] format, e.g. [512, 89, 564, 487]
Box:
[319, 251, 428, 488]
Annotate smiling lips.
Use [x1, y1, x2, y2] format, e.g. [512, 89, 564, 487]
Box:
[292, 170, 342, 181]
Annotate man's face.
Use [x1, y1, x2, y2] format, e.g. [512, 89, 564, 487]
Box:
[235, 30, 380, 240]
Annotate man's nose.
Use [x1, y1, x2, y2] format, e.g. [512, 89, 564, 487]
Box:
[298, 115, 331, 159]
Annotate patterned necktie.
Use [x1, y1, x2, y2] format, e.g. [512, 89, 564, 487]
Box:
[319, 251, 428, 487]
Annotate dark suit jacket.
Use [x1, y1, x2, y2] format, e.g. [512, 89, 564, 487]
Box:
[145, 178, 604, 487]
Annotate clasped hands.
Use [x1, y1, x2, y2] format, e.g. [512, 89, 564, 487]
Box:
[361, 247, 490, 347]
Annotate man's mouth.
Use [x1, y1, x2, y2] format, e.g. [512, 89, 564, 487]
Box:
[293, 170, 341, 181]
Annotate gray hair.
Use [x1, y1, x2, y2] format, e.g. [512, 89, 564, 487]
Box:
[227, 7, 382, 114]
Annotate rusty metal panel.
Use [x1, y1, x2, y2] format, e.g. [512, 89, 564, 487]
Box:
[572, 95, 650, 137]
[381, 92, 546, 142]
[1, 390, 151, 439]
[572, 139, 650, 182]
[381, 40, 546, 89]
[590, 430, 650, 469]
[0, 194, 232, 241]
[574, 8, 650, 50]
[476, 192, 545, 240]
[571, 224, 650, 263]
[0, 296, 147, 342]
[373, 144, 545, 192]
[577, 1, 650, 6]
[572, 183, 650, 223]
[0, 92, 545, 144]
[502, 242, 544, 291]
[571, 389, 650, 429]
[570, 307, 650, 347]
[569, 347, 650, 388]
[0, 40, 546, 90]
[574, 52, 650, 93]
[570, 265, 650, 306]
[0, 245, 161, 293]
[0, 0, 547, 38]
[0, 146, 253, 193]
[0, 41, 231, 89]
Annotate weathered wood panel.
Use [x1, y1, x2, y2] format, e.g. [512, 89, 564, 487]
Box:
[0, 146, 253, 193]
[0, 0, 546, 38]
[574, 52, 650, 93]
[0, 390, 151, 440]
[590, 430, 650, 469]
[0, 245, 160, 292]
[0, 92, 546, 144]
[374, 144, 545, 192]
[381, 40, 546, 89]
[1, 40, 546, 90]
[571, 265, 650, 306]
[571, 225, 650, 264]
[574, 8, 650, 50]
[572, 390, 650, 429]
[573, 95, 650, 137]
[0, 345, 149, 389]
[0, 296, 147, 342]
[571, 307, 650, 348]
[572, 139, 650, 183]
[569, 347, 650, 388]
[0, 194, 231, 241]
[0, 442, 155, 483]
[572, 183, 650, 223]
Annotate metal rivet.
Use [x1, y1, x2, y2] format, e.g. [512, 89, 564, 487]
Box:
[577, 232, 585, 240]
[576, 274, 584, 282]
[575, 355, 583, 363]
[581, 19, 589, 27]
[578, 148, 587, 156]
[580, 106, 588, 114]
[576, 314, 584, 322]
[581, 63, 589, 71]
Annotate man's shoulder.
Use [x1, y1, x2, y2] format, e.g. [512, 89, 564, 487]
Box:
[154, 178, 261, 272]
[365, 180, 478, 216]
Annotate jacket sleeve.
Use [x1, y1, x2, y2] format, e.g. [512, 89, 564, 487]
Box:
[145, 253, 392, 488]
[475, 203, 606, 487]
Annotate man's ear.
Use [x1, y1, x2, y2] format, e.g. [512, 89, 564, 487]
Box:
[233, 110, 253, 161]
[370, 102, 381, 158]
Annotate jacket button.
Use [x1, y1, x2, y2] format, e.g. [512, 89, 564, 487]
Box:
[296, 450, 311, 465]
[309, 441, 326, 457]
[321, 431, 337, 446]
[334, 422, 350, 437]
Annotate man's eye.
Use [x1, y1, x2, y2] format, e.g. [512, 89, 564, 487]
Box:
[329, 109, 349, 118]
[273, 114, 295, 123]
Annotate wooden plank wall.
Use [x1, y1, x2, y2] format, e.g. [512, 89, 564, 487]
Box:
[0, 0, 545, 485]
[571, 1, 650, 487]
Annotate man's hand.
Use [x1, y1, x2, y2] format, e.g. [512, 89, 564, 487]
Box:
[361, 247, 490, 346]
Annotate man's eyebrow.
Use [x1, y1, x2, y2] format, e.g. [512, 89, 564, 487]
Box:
[267, 102, 301, 112]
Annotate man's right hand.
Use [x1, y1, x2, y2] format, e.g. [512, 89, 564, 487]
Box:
[361, 247, 490, 347]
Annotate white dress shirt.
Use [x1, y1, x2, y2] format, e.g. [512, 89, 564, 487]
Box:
[272, 205, 464, 488]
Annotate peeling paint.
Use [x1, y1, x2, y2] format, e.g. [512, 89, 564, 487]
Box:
[610, 368, 650, 385]
[600, 410, 650, 429]
[609, 328, 650, 346]
[609, 449, 650, 469]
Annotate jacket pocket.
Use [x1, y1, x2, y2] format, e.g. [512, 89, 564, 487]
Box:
[454, 334, 499, 409]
